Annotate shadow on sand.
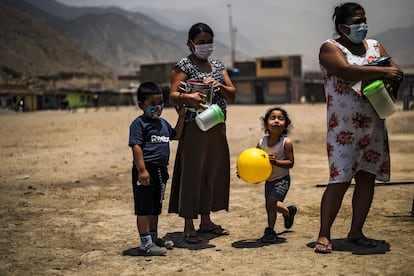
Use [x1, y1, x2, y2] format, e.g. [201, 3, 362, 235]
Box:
[122, 230, 229, 255]
[307, 238, 390, 255]
[231, 230, 292, 249]
[122, 230, 295, 255]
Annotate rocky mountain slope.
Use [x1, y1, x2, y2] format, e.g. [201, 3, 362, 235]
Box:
[0, 1, 115, 90]
[2, 0, 412, 88]
[12, 0, 233, 75]
[60, 12, 187, 75]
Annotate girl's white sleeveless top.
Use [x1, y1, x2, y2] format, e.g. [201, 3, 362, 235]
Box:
[258, 135, 289, 181]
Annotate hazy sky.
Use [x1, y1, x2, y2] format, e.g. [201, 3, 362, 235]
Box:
[54, 0, 414, 70]
[55, 0, 414, 33]
[54, 0, 414, 14]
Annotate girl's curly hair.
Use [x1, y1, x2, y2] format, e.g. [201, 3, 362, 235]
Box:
[261, 107, 292, 135]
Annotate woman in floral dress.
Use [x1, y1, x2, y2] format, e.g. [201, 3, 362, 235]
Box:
[314, 2, 404, 253]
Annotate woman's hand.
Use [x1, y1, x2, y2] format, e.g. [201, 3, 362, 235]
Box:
[204, 72, 236, 102]
[383, 79, 401, 99]
[383, 67, 403, 84]
[187, 92, 206, 110]
[382, 67, 403, 99]
[203, 77, 219, 86]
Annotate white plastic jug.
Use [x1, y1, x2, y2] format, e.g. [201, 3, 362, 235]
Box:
[195, 104, 224, 131]
[363, 80, 397, 119]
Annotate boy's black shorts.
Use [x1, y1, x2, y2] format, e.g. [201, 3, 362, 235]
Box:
[131, 163, 169, 216]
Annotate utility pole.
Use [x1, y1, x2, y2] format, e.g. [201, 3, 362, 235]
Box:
[227, 3, 236, 69]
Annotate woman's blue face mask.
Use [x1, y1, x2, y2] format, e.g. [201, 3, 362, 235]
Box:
[145, 104, 164, 119]
[343, 23, 368, 44]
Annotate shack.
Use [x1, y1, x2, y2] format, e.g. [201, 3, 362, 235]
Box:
[232, 55, 303, 104]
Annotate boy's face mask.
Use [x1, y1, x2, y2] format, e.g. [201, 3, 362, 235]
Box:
[343, 23, 368, 44]
[144, 104, 164, 119]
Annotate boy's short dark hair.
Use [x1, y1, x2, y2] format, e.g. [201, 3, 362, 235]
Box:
[137, 82, 163, 103]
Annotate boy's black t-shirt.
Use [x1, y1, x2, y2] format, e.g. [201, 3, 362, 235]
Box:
[129, 116, 176, 166]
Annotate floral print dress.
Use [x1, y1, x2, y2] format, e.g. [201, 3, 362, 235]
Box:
[321, 39, 390, 183]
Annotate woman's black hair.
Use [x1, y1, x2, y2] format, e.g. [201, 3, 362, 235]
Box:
[136, 81, 162, 103]
[261, 107, 292, 135]
[332, 2, 365, 34]
[188, 22, 214, 41]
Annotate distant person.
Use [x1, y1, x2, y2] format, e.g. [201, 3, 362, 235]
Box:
[93, 94, 99, 110]
[61, 97, 69, 110]
[314, 2, 404, 254]
[128, 81, 184, 256]
[18, 97, 25, 112]
[257, 107, 296, 243]
[168, 22, 236, 244]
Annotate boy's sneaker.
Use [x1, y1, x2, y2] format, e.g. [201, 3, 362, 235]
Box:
[283, 205, 297, 229]
[260, 227, 278, 243]
[137, 243, 167, 256]
[155, 238, 174, 249]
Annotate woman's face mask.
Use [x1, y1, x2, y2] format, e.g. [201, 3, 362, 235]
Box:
[144, 104, 164, 119]
[343, 23, 368, 44]
[191, 41, 214, 60]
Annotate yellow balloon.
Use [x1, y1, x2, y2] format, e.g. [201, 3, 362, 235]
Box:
[237, 148, 272, 184]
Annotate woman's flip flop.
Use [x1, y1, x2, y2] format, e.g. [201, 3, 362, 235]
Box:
[198, 225, 230, 236]
[314, 238, 332, 254]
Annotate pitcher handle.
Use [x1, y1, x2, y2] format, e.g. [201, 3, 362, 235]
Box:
[179, 81, 190, 93]
[212, 83, 220, 93]
[196, 104, 209, 114]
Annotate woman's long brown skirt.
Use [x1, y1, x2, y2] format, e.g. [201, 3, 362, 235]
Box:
[168, 121, 230, 219]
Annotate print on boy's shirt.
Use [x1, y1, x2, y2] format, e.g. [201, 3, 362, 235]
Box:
[151, 135, 170, 143]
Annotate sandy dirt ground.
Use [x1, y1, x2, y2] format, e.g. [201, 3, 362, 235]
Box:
[0, 103, 413, 275]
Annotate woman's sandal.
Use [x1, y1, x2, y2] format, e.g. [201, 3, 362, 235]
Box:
[314, 238, 332, 254]
[183, 234, 202, 244]
[198, 225, 230, 236]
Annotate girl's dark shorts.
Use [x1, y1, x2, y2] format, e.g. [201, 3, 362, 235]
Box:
[264, 175, 290, 202]
[132, 163, 169, 216]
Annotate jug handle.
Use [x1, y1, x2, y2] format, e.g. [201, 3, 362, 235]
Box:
[196, 104, 209, 114]
[212, 83, 220, 93]
[179, 81, 190, 93]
